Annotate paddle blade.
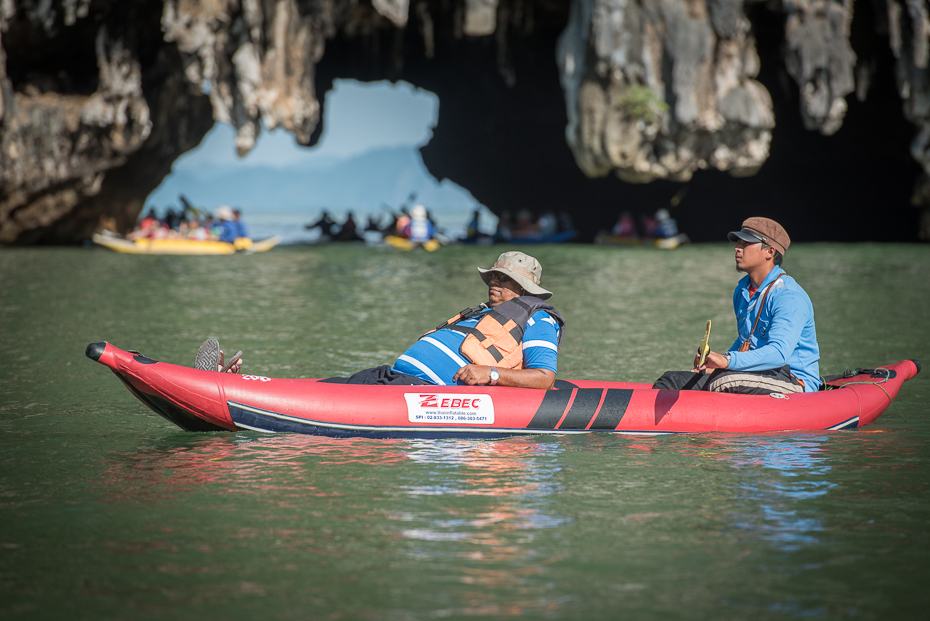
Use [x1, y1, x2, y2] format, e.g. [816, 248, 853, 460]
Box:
[697, 320, 711, 367]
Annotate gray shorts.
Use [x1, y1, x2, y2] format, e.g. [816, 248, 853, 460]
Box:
[652, 365, 804, 395]
[320, 365, 433, 385]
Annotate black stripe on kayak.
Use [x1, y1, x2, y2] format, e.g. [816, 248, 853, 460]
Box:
[526, 390, 572, 429]
[558, 389, 603, 429]
[226, 401, 663, 439]
[825, 416, 859, 431]
[589, 389, 633, 430]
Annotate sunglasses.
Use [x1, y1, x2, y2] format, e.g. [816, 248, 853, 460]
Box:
[490, 272, 513, 284]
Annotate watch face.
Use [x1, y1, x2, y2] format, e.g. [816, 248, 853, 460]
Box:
[490, 369, 499, 381]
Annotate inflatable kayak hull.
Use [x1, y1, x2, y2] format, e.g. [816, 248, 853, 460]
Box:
[92, 234, 281, 255]
[86, 343, 920, 438]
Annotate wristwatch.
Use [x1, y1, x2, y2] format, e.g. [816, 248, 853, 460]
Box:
[723, 352, 732, 367]
[489, 367, 500, 386]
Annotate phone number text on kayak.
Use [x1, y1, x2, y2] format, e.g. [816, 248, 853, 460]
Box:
[404, 393, 495, 425]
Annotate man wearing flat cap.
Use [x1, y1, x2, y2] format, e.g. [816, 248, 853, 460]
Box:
[653, 217, 821, 394]
[319, 251, 566, 388]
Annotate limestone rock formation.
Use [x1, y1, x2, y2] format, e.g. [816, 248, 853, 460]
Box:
[0, 0, 213, 243]
[784, 0, 857, 136]
[1, 0, 930, 243]
[557, 0, 774, 182]
[886, 0, 930, 239]
[0, 6, 153, 242]
[159, 0, 338, 156]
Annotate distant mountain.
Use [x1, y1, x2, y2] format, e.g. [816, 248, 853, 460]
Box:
[146, 146, 481, 217]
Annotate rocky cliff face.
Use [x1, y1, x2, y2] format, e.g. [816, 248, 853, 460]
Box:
[0, 0, 213, 243]
[557, 0, 775, 182]
[1, 0, 928, 244]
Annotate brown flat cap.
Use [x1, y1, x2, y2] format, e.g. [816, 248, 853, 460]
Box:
[727, 217, 790, 254]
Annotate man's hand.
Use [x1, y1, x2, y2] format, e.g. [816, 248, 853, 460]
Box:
[453, 364, 493, 385]
[692, 350, 729, 373]
[453, 365, 556, 390]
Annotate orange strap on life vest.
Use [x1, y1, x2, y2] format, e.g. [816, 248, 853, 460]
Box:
[738, 273, 784, 352]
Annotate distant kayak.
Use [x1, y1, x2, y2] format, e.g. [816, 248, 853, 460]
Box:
[595, 233, 690, 249]
[505, 230, 578, 245]
[384, 234, 441, 251]
[92, 233, 281, 255]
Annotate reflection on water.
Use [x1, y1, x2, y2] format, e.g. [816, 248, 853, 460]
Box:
[99, 434, 412, 498]
[675, 435, 836, 551]
[397, 440, 570, 576]
[97, 435, 576, 616]
[724, 436, 834, 551]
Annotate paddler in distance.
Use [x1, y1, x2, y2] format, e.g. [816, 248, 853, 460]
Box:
[197, 251, 565, 389]
[653, 217, 821, 393]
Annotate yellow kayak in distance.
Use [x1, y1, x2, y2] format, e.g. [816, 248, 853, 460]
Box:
[383, 234, 441, 252]
[92, 234, 282, 255]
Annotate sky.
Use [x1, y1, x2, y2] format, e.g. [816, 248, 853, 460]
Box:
[145, 80, 492, 238]
[166, 79, 440, 171]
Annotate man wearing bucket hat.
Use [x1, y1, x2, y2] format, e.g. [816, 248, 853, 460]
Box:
[653, 217, 821, 394]
[214, 205, 237, 243]
[403, 204, 436, 244]
[308, 250, 565, 388]
[197, 251, 565, 385]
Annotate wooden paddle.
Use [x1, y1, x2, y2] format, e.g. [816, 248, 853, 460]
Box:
[697, 320, 711, 367]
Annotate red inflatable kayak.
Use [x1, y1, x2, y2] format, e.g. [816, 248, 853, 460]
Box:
[86, 342, 920, 437]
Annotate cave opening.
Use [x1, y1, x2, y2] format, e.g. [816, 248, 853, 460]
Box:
[314, 0, 923, 242]
[143, 78, 487, 240]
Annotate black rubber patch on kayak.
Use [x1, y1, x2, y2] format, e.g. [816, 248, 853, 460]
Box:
[85, 342, 106, 361]
[132, 354, 159, 365]
[527, 390, 572, 429]
[589, 389, 633, 430]
[559, 389, 603, 429]
[554, 380, 578, 390]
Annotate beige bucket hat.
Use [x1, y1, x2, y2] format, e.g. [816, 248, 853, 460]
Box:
[477, 251, 552, 300]
[215, 205, 234, 221]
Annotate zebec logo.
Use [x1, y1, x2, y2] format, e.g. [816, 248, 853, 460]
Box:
[404, 393, 495, 425]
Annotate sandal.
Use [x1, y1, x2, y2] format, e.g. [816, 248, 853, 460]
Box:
[194, 338, 220, 371]
[221, 350, 242, 373]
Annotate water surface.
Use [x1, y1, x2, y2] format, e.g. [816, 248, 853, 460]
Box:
[1, 243, 928, 619]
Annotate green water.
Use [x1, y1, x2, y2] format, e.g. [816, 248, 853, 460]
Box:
[1, 243, 929, 619]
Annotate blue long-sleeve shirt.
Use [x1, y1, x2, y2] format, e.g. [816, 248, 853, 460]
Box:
[727, 266, 821, 391]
